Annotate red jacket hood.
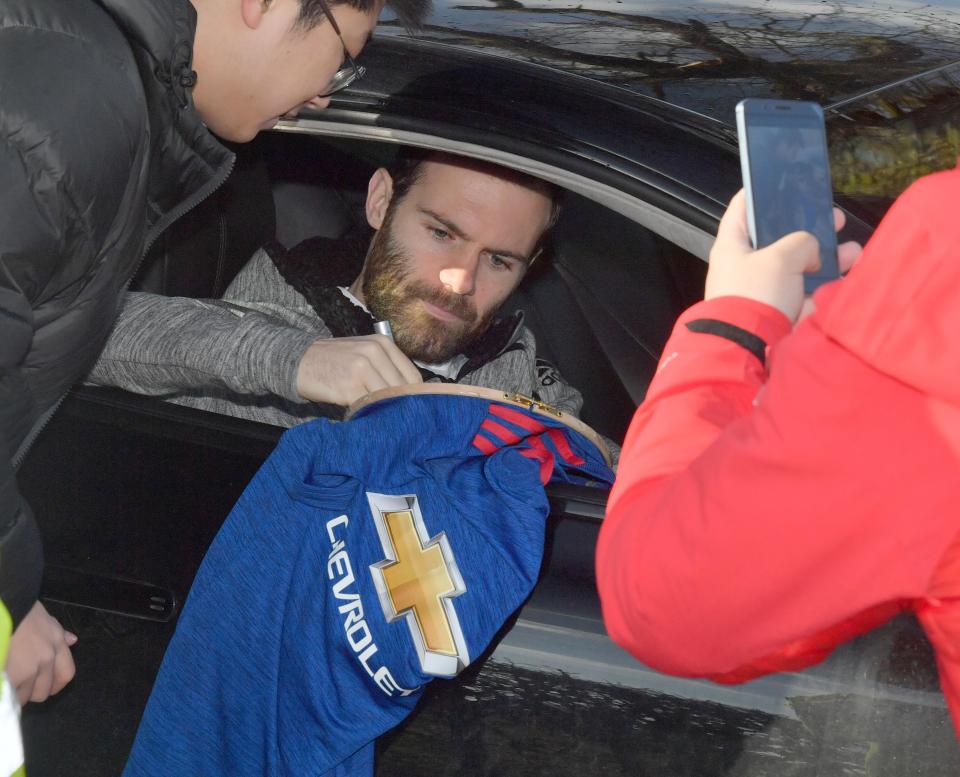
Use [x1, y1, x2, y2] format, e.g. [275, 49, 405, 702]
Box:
[816, 166, 960, 406]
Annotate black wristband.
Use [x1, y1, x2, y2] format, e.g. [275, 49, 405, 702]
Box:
[685, 318, 768, 367]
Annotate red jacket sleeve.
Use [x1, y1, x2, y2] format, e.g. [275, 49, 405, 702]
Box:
[596, 292, 956, 679]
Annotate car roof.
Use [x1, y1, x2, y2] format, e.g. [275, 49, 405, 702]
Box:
[380, 0, 960, 125]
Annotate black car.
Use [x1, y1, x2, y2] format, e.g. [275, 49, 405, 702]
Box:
[19, 1, 960, 774]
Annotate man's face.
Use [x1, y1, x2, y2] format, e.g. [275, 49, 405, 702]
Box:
[193, 0, 381, 142]
[360, 161, 553, 363]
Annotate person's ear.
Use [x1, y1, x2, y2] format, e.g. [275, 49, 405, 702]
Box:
[366, 168, 394, 230]
[241, 0, 269, 30]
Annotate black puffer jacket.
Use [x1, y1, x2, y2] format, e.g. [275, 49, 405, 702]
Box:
[0, 0, 234, 625]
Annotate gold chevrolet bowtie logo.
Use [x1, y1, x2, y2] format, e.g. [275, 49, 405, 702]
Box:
[381, 510, 458, 655]
[368, 493, 468, 677]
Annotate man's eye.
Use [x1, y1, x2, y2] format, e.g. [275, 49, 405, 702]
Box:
[489, 254, 514, 271]
[430, 227, 451, 241]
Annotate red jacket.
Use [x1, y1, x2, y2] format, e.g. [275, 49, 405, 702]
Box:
[596, 167, 960, 733]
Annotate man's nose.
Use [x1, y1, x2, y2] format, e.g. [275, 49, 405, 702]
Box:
[304, 95, 332, 111]
[438, 253, 479, 296]
[284, 96, 332, 119]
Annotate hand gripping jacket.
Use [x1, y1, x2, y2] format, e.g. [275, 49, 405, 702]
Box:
[122, 388, 613, 776]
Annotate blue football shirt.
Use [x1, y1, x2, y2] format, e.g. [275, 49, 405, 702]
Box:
[123, 392, 613, 776]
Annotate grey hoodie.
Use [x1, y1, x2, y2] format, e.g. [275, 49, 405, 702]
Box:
[87, 247, 591, 432]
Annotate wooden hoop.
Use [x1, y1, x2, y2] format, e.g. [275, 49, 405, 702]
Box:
[345, 384, 612, 467]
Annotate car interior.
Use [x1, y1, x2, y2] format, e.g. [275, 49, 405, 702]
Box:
[131, 130, 708, 442]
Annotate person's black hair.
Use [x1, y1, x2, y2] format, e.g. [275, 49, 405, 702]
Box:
[296, 0, 431, 32]
[388, 148, 564, 232]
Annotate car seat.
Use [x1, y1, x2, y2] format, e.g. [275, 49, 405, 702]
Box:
[130, 136, 357, 298]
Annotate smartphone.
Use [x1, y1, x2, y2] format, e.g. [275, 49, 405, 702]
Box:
[735, 98, 839, 294]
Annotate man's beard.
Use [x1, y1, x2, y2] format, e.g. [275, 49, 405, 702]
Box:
[361, 212, 495, 364]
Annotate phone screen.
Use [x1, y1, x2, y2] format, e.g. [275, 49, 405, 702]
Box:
[737, 100, 839, 293]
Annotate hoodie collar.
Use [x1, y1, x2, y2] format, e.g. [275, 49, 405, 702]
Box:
[95, 0, 234, 224]
[817, 167, 960, 406]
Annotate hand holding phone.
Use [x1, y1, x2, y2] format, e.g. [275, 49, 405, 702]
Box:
[736, 99, 839, 294]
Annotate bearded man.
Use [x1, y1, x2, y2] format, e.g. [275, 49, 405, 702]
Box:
[86, 151, 595, 431]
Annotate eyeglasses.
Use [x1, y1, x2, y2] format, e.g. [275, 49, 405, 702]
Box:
[314, 0, 367, 97]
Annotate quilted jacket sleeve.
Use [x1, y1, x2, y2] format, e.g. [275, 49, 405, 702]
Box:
[0, 144, 60, 626]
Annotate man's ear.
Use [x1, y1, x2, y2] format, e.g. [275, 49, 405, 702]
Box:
[240, 0, 269, 30]
[366, 168, 394, 230]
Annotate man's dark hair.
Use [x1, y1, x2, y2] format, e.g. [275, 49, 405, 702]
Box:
[296, 0, 431, 32]
[389, 149, 564, 234]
